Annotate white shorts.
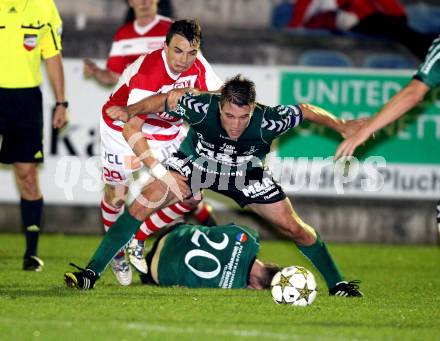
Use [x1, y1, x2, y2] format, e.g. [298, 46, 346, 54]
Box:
[100, 116, 186, 185]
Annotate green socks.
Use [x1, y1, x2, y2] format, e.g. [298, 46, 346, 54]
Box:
[87, 210, 142, 276]
[297, 234, 343, 289]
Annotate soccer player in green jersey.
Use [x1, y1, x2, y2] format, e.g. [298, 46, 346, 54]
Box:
[140, 222, 279, 289]
[335, 34, 440, 158]
[334, 34, 440, 235]
[65, 75, 364, 296]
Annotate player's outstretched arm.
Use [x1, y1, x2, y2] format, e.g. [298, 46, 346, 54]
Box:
[106, 88, 202, 122]
[83, 59, 119, 86]
[122, 116, 160, 170]
[334, 79, 430, 160]
[106, 93, 169, 122]
[300, 103, 346, 133]
[300, 103, 368, 138]
[166, 88, 200, 110]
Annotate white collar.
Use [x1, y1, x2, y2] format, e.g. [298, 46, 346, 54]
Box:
[133, 15, 160, 35]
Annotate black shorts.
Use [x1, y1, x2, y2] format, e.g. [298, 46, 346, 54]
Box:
[164, 151, 286, 207]
[0, 87, 44, 164]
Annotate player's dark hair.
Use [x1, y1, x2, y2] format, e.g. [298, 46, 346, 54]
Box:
[220, 74, 256, 107]
[260, 263, 282, 289]
[166, 20, 202, 46]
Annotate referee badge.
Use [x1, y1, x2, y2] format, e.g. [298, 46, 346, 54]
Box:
[23, 34, 37, 51]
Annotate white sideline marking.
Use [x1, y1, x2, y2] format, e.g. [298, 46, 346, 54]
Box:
[0, 318, 291, 339]
[127, 322, 292, 339]
[0, 317, 368, 341]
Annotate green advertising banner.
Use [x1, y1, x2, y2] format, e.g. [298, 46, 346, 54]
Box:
[279, 70, 440, 164]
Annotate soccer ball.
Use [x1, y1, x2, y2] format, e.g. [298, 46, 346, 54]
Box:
[271, 266, 317, 306]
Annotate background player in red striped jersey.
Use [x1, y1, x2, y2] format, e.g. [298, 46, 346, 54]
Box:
[99, 20, 223, 285]
[83, 0, 172, 86]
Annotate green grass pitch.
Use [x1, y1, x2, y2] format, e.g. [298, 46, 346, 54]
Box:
[1, 233, 440, 341]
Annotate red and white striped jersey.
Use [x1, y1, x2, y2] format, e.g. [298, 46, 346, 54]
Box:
[102, 48, 223, 142]
[106, 15, 172, 75]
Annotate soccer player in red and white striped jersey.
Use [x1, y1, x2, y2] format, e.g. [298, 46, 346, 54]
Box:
[83, 0, 171, 286]
[100, 20, 223, 281]
[84, 2, 217, 242]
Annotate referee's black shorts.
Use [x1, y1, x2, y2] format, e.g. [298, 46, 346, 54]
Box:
[0, 87, 44, 164]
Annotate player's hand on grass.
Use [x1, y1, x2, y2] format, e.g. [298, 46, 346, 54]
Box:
[106, 105, 130, 122]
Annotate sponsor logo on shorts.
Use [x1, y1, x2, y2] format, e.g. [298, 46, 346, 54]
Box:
[102, 167, 124, 182]
[241, 178, 275, 198]
[34, 150, 43, 159]
[104, 151, 123, 166]
[263, 190, 280, 200]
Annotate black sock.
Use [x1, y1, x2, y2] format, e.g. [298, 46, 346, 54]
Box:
[436, 200, 440, 225]
[437, 200, 440, 243]
[21, 198, 43, 258]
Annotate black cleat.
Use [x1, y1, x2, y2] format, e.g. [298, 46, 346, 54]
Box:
[23, 256, 44, 272]
[329, 280, 363, 297]
[64, 263, 97, 290]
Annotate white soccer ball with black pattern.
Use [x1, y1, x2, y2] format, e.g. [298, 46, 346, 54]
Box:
[270, 266, 317, 306]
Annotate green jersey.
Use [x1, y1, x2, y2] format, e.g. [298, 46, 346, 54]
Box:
[165, 93, 303, 172]
[414, 34, 440, 88]
[155, 223, 260, 288]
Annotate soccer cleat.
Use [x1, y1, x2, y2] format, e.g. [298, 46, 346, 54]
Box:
[23, 256, 44, 272]
[64, 263, 97, 290]
[111, 255, 132, 285]
[329, 280, 363, 297]
[127, 239, 148, 274]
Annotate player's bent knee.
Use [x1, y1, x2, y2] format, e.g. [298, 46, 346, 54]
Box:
[277, 216, 309, 236]
[103, 185, 127, 209]
[129, 199, 149, 219]
[282, 222, 303, 237]
[139, 179, 170, 205]
[281, 221, 316, 245]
